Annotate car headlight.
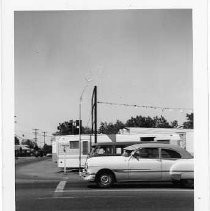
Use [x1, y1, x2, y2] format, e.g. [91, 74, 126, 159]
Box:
[85, 162, 88, 170]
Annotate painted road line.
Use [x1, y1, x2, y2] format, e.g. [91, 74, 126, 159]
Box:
[55, 181, 67, 193]
[38, 195, 142, 200]
[38, 197, 75, 200]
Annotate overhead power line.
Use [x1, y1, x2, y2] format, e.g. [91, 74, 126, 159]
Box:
[97, 101, 193, 112]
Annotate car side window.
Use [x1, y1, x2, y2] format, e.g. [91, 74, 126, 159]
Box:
[97, 148, 105, 155]
[161, 149, 181, 159]
[139, 148, 159, 159]
[115, 147, 123, 155]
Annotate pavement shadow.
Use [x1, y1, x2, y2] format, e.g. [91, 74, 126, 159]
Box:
[87, 182, 193, 190]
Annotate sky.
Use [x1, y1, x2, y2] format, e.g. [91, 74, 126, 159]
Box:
[14, 9, 193, 146]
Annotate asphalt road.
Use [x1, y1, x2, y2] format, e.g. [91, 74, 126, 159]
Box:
[15, 159, 194, 211]
[15, 156, 48, 166]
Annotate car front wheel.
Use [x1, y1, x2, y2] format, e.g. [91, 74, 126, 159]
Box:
[96, 172, 114, 188]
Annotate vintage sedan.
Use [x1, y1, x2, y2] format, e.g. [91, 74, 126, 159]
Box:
[82, 143, 194, 188]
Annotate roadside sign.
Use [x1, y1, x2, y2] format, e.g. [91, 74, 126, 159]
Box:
[61, 144, 69, 174]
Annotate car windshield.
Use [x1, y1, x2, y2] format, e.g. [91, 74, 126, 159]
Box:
[89, 146, 113, 157]
[122, 149, 133, 157]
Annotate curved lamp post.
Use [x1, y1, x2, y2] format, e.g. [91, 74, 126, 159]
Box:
[79, 80, 92, 175]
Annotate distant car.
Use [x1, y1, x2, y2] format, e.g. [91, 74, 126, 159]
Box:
[82, 143, 194, 188]
[46, 153, 52, 157]
[34, 149, 44, 157]
[15, 145, 32, 157]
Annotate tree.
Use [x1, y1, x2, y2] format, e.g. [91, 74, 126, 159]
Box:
[22, 139, 37, 149]
[98, 115, 179, 134]
[183, 113, 193, 129]
[105, 123, 116, 134]
[57, 116, 179, 135]
[153, 116, 172, 128]
[98, 120, 125, 134]
[125, 115, 172, 128]
[126, 116, 155, 127]
[55, 120, 92, 135]
[57, 121, 73, 135]
[42, 144, 52, 154]
[171, 120, 178, 128]
[83, 127, 92, 134]
[98, 122, 107, 134]
[115, 120, 125, 131]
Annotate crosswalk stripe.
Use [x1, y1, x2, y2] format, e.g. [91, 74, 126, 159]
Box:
[55, 181, 67, 193]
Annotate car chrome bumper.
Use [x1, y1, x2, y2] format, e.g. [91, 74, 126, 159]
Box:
[81, 171, 96, 182]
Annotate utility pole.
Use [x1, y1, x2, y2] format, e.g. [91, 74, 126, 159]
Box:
[42, 131, 47, 145]
[33, 129, 39, 144]
[91, 86, 97, 144]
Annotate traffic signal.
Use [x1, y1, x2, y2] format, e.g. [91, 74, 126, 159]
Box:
[75, 120, 82, 134]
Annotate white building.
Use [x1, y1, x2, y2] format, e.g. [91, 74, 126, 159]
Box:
[119, 127, 194, 154]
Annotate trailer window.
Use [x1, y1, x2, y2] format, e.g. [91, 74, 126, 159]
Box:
[70, 141, 79, 149]
[116, 147, 122, 155]
[141, 137, 155, 142]
[157, 140, 170, 144]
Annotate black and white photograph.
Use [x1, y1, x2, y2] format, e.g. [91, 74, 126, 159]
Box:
[1, 1, 209, 211]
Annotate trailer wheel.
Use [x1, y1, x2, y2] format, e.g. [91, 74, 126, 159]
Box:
[96, 171, 114, 188]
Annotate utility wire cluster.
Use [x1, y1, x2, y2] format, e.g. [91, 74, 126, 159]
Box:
[97, 101, 193, 113]
[15, 129, 53, 138]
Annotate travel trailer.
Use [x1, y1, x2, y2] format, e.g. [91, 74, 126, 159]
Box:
[53, 132, 183, 169]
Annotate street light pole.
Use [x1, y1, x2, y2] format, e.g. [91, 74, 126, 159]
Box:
[79, 84, 90, 175]
[79, 98, 82, 173]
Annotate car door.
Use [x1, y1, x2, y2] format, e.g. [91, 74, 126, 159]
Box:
[160, 148, 182, 181]
[128, 147, 161, 181]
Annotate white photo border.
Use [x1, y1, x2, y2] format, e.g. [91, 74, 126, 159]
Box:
[1, 0, 209, 211]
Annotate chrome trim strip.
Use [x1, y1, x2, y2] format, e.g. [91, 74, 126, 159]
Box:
[113, 169, 194, 173]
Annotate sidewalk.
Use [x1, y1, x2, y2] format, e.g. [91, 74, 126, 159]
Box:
[15, 158, 83, 183]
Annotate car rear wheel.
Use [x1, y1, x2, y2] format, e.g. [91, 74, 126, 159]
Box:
[181, 179, 194, 188]
[172, 180, 181, 187]
[96, 172, 114, 188]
